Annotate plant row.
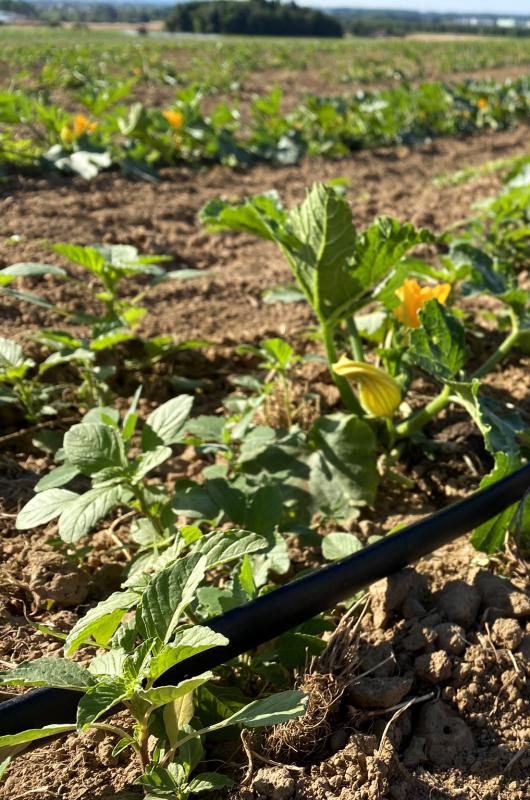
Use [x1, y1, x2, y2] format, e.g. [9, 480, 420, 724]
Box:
[6, 32, 530, 94]
[4, 74, 530, 178]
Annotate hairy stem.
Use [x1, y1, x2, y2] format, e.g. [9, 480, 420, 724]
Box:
[394, 383, 452, 438]
[347, 317, 365, 362]
[137, 722, 150, 770]
[92, 722, 134, 743]
[131, 484, 165, 539]
[395, 321, 520, 439]
[280, 373, 292, 428]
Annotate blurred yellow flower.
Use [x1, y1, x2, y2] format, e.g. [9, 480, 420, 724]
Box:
[163, 110, 184, 129]
[60, 124, 74, 145]
[73, 114, 97, 138]
[478, 97, 488, 110]
[394, 278, 451, 329]
[61, 114, 97, 146]
[333, 356, 401, 417]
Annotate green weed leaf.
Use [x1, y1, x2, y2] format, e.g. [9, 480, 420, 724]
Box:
[0, 657, 96, 690]
[187, 773, 233, 793]
[163, 693, 195, 748]
[16, 488, 77, 530]
[58, 484, 123, 542]
[142, 395, 194, 449]
[35, 463, 80, 492]
[212, 690, 307, 729]
[52, 243, 105, 274]
[191, 529, 266, 567]
[133, 446, 172, 480]
[136, 674, 212, 711]
[77, 680, 127, 729]
[0, 725, 76, 752]
[138, 554, 207, 643]
[149, 627, 228, 682]
[65, 590, 140, 656]
[322, 532, 362, 560]
[64, 423, 126, 475]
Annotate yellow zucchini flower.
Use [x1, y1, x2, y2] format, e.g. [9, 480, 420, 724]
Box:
[163, 109, 184, 129]
[333, 356, 401, 417]
[73, 114, 97, 138]
[394, 278, 451, 329]
[60, 114, 97, 146]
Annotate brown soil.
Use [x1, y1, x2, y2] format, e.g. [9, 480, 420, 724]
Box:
[1, 77, 530, 800]
[242, 544, 530, 800]
[2, 123, 530, 348]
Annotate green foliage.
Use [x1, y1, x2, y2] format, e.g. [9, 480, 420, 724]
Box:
[5, 41, 530, 177]
[202, 185, 431, 326]
[470, 453, 523, 552]
[0, 337, 59, 422]
[1, 243, 204, 411]
[0, 556, 307, 790]
[16, 395, 194, 547]
[308, 414, 378, 514]
[202, 183, 430, 414]
[321, 532, 362, 561]
[409, 300, 468, 381]
[165, 0, 343, 38]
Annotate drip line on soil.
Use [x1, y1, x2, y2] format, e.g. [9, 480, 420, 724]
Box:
[1, 461, 529, 738]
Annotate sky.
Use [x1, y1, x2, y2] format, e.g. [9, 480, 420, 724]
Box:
[309, 1, 530, 14]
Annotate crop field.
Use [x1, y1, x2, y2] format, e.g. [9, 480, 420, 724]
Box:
[1, 26, 530, 800]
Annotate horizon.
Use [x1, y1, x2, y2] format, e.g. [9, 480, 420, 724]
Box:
[20, 0, 530, 14]
[308, 1, 530, 14]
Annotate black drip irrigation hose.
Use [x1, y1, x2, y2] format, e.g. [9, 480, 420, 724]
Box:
[2, 462, 530, 738]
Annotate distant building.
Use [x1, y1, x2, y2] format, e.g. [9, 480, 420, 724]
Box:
[458, 16, 496, 27]
[497, 18, 517, 28]
[0, 10, 30, 23]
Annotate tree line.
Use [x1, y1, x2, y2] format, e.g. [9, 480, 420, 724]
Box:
[165, 0, 343, 38]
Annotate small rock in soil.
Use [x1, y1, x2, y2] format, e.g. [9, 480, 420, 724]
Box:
[416, 700, 475, 767]
[437, 580, 480, 627]
[473, 569, 530, 618]
[401, 596, 426, 619]
[251, 767, 295, 800]
[348, 675, 412, 709]
[402, 622, 437, 652]
[370, 568, 428, 628]
[491, 617, 523, 651]
[414, 650, 452, 684]
[435, 622, 466, 655]
[24, 551, 90, 607]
